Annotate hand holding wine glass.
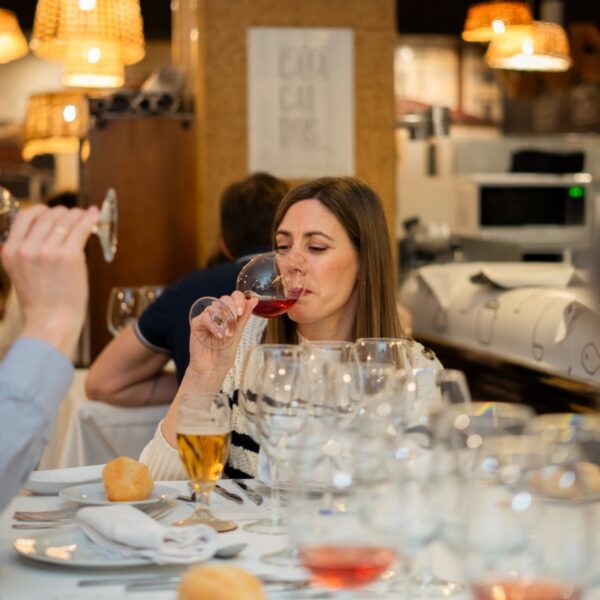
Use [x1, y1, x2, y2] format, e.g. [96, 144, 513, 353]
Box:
[188, 251, 307, 349]
[0, 186, 118, 262]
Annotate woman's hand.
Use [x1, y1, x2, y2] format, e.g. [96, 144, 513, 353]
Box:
[161, 291, 257, 447]
[187, 291, 258, 379]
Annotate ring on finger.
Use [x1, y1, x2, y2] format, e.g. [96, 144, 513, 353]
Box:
[53, 225, 69, 240]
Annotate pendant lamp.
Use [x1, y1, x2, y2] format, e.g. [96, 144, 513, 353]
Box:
[462, 2, 533, 42]
[22, 92, 89, 160]
[485, 21, 572, 72]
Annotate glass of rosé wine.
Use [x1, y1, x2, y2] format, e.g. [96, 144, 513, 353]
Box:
[287, 416, 401, 596]
[188, 251, 307, 348]
[459, 433, 594, 600]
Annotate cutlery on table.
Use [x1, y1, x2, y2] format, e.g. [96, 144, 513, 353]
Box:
[232, 480, 263, 505]
[12, 502, 172, 528]
[177, 485, 244, 505]
[79, 571, 309, 589]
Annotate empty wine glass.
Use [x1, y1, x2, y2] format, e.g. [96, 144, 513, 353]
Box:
[237, 343, 301, 535]
[384, 368, 472, 597]
[438, 402, 534, 557]
[173, 392, 236, 532]
[106, 287, 140, 336]
[301, 341, 364, 426]
[188, 251, 307, 348]
[137, 285, 164, 312]
[255, 355, 310, 565]
[355, 337, 413, 370]
[0, 186, 118, 262]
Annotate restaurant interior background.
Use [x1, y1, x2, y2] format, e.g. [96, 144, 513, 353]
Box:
[1, 0, 600, 414]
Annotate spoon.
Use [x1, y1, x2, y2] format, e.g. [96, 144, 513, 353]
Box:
[214, 542, 247, 559]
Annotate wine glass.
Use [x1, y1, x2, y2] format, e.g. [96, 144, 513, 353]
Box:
[0, 186, 118, 262]
[237, 343, 301, 535]
[288, 415, 401, 596]
[438, 402, 534, 558]
[460, 433, 594, 600]
[137, 285, 164, 312]
[173, 392, 237, 532]
[106, 286, 141, 336]
[355, 337, 413, 370]
[384, 368, 472, 597]
[255, 355, 310, 565]
[301, 341, 363, 424]
[188, 251, 307, 348]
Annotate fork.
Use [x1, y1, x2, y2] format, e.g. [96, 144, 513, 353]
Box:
[12, 502, 173, 529]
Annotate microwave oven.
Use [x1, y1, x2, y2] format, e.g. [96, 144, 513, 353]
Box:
[454, 173, 595, 257]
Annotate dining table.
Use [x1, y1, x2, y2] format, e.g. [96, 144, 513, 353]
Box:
[2, 475, 599, 600]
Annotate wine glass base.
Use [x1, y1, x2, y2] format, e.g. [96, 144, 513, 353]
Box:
[260, 545, 300, 567]
[388, 574, 464, 596]
[243, 515, 287, 535]
[412, 575, 464, 596]
[172, 515, 238, 533]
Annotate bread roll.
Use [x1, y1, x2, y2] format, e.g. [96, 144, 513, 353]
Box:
[102, 456, 154, 502]
[178, 565, 267, 600]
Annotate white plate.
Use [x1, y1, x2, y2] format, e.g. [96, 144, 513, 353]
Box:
[24, 465, 104, 495]
[14, 525, 151, 568]
[59, 483, 179, 507]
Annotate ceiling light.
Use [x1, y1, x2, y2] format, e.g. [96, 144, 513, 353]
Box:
[0, 8, 28, 64]
[462, 2, 533, 42]
[22, 92, 89, 161]
[31, 0, 144, 89]
[485, 21, 572, 72]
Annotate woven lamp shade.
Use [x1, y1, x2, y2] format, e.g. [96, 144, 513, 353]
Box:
[462, 2, 533, 42]
[0, 9, 28, 64]
[63, 40, 124, 87]
[31, 0, 144, 88]
[22, 92, 89, 161]
[485, 21, 572, 72]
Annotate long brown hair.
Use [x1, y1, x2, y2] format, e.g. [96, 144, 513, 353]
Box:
[264, 177, 401, 344]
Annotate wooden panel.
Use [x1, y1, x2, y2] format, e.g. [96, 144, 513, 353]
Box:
[83, 117, 197, 360]
[194, 0, 397, 264]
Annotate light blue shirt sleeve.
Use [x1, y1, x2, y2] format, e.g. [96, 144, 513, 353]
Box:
[0, 337, 74, 512]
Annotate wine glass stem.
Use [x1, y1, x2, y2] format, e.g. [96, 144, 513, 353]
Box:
[270, 459, 283, 527]
[193, 486, 211, 520]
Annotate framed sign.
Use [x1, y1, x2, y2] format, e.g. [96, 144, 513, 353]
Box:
[248, 27, 354, 178]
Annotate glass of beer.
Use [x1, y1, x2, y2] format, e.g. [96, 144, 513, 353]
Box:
[175, 392, 236, 532]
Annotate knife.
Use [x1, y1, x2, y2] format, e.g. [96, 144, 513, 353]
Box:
[214, 484, 244, 505]
[177, 486, 244, 505]
[232, 480, 263, 505]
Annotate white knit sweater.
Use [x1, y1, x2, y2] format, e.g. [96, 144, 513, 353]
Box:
[139, 316, 267, 480]
[139, 316, 442, 480]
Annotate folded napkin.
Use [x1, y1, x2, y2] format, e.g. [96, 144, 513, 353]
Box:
[78, 505, 216, 565]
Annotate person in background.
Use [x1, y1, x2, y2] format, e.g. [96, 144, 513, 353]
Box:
[85, 172, 289, 408]
[0, 204, 98, 511]
[140, 176, 440, 480]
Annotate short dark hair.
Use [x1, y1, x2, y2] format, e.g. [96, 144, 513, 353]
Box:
[220, 173, 288, 258]
[46, 191, 78, 209]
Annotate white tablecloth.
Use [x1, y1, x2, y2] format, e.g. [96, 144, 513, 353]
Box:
[2, 478, 600, 600]
[39, 370, 169, 469]
[0, 479, 459, 600]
